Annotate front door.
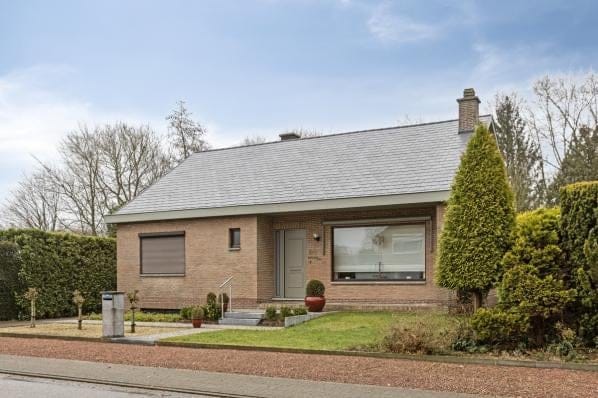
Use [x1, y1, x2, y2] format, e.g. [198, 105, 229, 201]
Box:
[283, 229, 306, 298]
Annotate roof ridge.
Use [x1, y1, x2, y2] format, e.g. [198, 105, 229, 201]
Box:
[190, 115, 493, 156]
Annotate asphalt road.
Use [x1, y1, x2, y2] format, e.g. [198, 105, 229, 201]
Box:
[0, 373, 205, 398]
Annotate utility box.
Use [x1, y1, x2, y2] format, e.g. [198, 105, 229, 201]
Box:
[101, 291, 125, 338]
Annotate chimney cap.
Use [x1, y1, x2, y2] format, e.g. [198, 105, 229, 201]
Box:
[457, 88, 480, 103]
[279, 132, 301, 141]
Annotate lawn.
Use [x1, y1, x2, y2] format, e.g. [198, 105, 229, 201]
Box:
[163, 311, 459, 351]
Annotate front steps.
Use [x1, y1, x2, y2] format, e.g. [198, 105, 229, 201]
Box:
[218, 311, 264, 326]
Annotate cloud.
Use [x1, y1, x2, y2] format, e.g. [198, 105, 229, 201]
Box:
[366, 3, 438, 44]
[0, 65, 160, 204]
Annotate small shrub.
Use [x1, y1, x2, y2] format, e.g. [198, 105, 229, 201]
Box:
[279, 306, 293, 319]
[470, 308, 529, 347]
[306, 280, 325, 297]
[265, 306, 278, 321]
[381, 318, 457, 354]
[218, 292, 229, 304]
[180, 306, 194, 320]
[292, 307, 308, 316]
[191, 306, 204, 320]
[547, 322, 579, 361]
[206, 292, 217, 305]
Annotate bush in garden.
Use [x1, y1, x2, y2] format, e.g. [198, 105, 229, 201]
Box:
[292, 307, 308, 316]
[0, 229, 115, 319]
[382, 318, 458, 354]
[437, 124, 515, 309]
[203, 292, 221, 321]
[470, 307, 529, 347]
[279, 306, 293, 319]
[497, 264, 574, 346]
[502, 208, 563, 278]
[264, 306, 278, 321]
[0, 241, 21, 320]
[180, 306, 194, 320]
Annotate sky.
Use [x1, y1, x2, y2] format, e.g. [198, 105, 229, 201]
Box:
[1, 0, 597, 204]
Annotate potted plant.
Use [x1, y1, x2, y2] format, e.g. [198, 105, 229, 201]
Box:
[304, 280, 326, 312]
[191, 306, 204, 328]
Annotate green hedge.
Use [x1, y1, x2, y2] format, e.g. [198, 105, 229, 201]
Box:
[0, 229, 116, 319]
[560, 181, 598, 279]
[0, 241, 22, 320]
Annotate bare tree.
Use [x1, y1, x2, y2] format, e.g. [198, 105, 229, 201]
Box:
[528, 73, 598, 201]
[2, 168, 62, 231]
[166, 100, 209, 163]
[96, 123, 170, 211]
[239, 135, 268, 146]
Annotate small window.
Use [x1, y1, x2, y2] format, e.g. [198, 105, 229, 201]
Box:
[229, 228, 241, 249]
[139, 232, 185, 275]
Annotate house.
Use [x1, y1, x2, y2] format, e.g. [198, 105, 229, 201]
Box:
[105, 88, 492, 310]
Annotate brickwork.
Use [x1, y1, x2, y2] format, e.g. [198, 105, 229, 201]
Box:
[116, 204, 453, 310]
[457, 88, 480, 133]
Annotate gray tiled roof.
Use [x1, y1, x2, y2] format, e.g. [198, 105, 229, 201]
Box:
[114, 116, 492, 217]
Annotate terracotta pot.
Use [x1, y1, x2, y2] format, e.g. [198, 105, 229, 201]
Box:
[191, 318, 202, 328]
[304, 296, 326, 312]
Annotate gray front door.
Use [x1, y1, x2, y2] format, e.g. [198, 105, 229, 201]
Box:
[283, 229, 306, 298]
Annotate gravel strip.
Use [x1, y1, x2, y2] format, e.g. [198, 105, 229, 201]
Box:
[1, 337, 596, 397]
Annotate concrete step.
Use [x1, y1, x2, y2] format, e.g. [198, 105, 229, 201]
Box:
[223, 311, 264, 320]
[218, 317, 262, 326]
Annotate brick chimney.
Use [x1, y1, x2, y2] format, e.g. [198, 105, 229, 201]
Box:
[279, 132, 301, 141]
[457, 88, 480, 133]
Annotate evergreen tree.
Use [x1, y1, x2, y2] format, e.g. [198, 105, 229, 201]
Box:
[166, 100, 210, 164]
[436, 124, 516, 309]
[493, 94, 545, 210]
[549, 127, 598, 201]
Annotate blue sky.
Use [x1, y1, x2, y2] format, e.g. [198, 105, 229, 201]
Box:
[1, 0, 597, 203]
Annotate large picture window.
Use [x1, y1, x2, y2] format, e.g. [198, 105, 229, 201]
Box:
[333, 224, 425, 281]
[140, 232, 185, 275]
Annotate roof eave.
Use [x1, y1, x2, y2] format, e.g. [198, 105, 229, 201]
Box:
[104, 190, 450, 224]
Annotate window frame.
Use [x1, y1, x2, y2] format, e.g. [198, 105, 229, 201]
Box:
[229, 228, 241, 250]
[139, 231, 186, 276]
[330, 222, 426, 283]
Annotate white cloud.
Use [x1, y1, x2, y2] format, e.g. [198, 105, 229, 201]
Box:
[366, 3, 438, 44]
[0, 65, 160, 203]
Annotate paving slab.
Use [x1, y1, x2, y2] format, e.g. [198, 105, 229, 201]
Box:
[0, 354, 480, 398]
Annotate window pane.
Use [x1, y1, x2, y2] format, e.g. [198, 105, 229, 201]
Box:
[230, 228, 241, 248]
[333, 224, 425, 281]
[141, 235, 185, 274]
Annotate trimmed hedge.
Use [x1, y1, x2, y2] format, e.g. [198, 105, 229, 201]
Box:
[0, 241, 21, 320]
[560, 181, 598, 279]
[0, 229, 116, 319]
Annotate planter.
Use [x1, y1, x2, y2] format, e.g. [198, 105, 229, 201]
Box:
[191, 318, 202, 328]
[304, 296, 326, 312]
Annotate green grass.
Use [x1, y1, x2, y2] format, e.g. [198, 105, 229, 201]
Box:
[162, 311, 458, 351]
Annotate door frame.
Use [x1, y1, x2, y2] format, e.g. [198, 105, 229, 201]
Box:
[274, 229, 307, 299]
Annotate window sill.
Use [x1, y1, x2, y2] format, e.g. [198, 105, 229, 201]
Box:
[331, 281, 426, 285]
[140, 273, 185, 277]
[228, 247, 241, 252]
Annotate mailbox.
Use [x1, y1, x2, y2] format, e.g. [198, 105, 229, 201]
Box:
[101, 291, 125, 338]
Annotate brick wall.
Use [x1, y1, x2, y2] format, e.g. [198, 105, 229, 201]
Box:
[117, 216, 259, 309]
[116, 203, 453, 309]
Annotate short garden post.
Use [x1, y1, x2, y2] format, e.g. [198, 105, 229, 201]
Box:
[24, 288, 39, 328]
[127, 290, 140, 334]
[72, 290, 85, 330]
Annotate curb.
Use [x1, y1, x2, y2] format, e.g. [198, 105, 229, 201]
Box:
[156, 341, 598, 372]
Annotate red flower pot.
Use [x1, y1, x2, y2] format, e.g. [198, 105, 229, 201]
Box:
[305, 296, 326, 312]
[191, 319, 202, 328]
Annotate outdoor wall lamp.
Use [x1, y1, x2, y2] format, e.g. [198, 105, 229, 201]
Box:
[313, 233, 320, 241]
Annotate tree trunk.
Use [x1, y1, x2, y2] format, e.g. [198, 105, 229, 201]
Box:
[78, 306, 82, 330]
[472, 291, 483, 312]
